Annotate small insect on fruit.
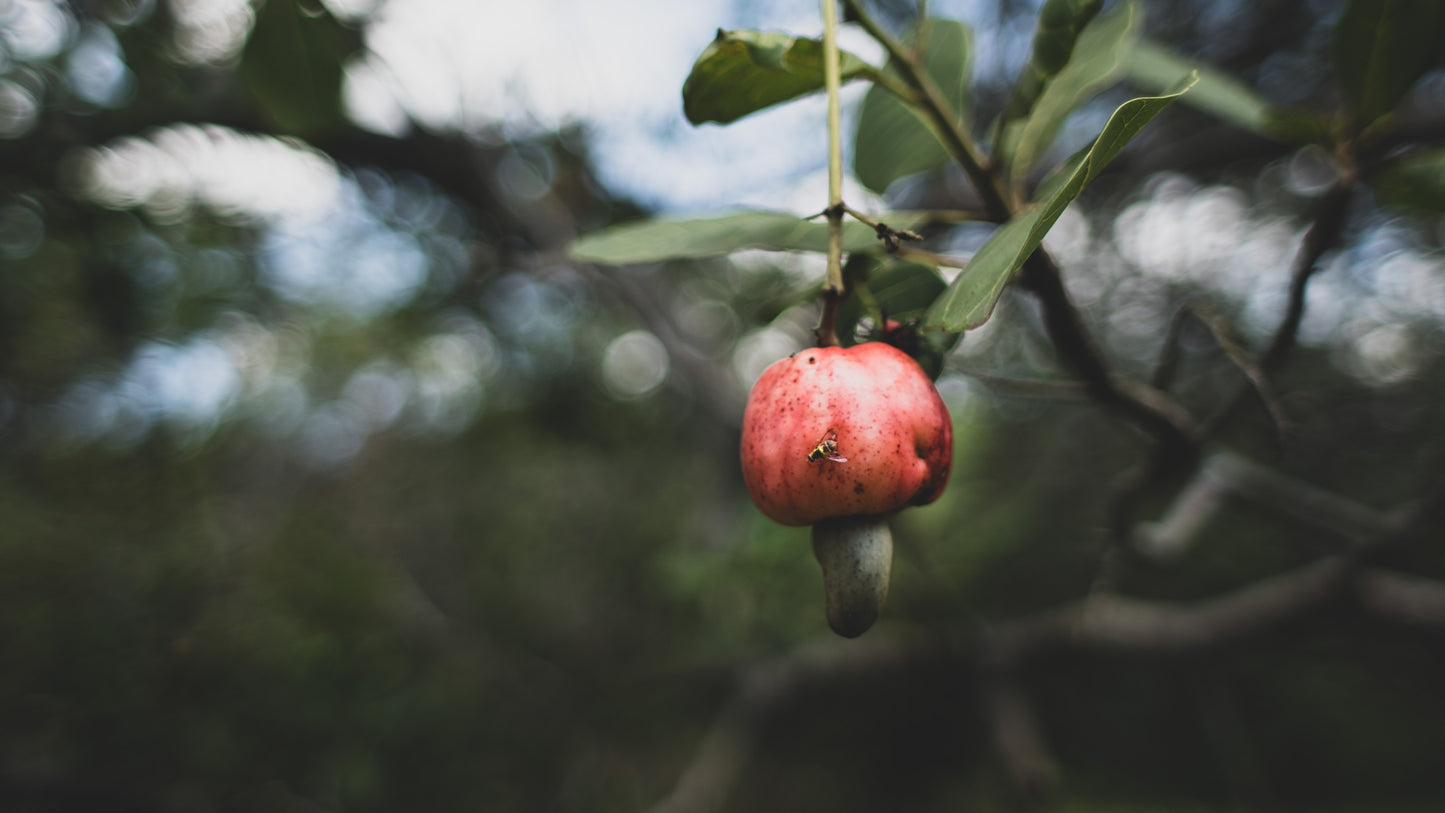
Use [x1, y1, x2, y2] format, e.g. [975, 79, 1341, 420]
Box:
[807, 429, 848, 464]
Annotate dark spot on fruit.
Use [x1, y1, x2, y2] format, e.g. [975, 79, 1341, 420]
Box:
[853, 482, 865, 495]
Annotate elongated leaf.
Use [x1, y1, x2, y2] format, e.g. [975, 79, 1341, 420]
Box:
[997, 1, 1140, 189]
[1375, 147, 1445, 213]
[1333, 0, 1445, 127]
[682, 30, 874, 125]
[853, 20, 973, 194]
[1125, 38, 1290, 140]
[998, 0, 1104, 125]
[570, 210, 929, 265]
[926, 79, 1195, 332]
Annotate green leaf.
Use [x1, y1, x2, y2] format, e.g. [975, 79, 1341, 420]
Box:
[996, 1, 1141, 189]
[240, 0, 361, 137]
[1124, 41, 1332, 144]
[997, 0, 1105, 125]
[837, 257, 948, 343]
[570, 210, 930, 265]
[1333, 0, 1445, 127]
[682, 30, 874, 125]
[1125, 38, 1291, 140]
[1374, 147, 1445, 213]
[926, 79, 1195, 332]
[837, 257, 960, 378]
[853, 20, 973, 194]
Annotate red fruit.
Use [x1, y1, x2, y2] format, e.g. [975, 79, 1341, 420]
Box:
[740, 342, 952, 527]
[738, 342, 953, 638]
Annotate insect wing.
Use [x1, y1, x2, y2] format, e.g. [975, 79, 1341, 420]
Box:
[806, 429, 847, 463]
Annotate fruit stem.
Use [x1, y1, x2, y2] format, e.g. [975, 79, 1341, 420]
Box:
[821, 0, 845, 298]
[811, 515, 893, 637]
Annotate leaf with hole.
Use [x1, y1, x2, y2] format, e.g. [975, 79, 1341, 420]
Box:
[682, 30, 875, 125]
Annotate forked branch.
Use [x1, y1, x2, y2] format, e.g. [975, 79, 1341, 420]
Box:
[842, 0, 1201, 457]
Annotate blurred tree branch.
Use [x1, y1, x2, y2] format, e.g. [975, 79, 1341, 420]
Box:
[651, 463, 1445, 810]
[842, 0, 1203, 461]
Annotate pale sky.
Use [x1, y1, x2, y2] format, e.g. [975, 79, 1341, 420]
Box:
[46, 0, 1445, 455]
[344, 0, 898, 212]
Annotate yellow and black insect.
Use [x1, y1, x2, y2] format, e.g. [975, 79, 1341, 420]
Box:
[807, 429, 848, 463]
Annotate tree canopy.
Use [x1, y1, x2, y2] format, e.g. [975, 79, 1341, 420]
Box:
[2, 1, 1445, 811]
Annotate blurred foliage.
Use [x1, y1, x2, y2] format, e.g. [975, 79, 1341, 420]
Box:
[0, 1, 1444, 812]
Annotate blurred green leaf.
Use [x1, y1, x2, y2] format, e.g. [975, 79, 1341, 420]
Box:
[853, 19, 973, 194]
[921, 209, 1043, 334]
[1333, 0, 1445, 127]
[682, 30, 874, 125]
[241, 0, 361, 136]
[1268, 108, 1338, 145]
[996, 1, 1141, 189]
[1374, 147, 1445, 213]
[837, 257, 946, 343]
[837, 257, 961, 378]
[997, 0, 1105, 127]
[926, 78, 1195, 332]
[570, 210, 930, 264]
[1125, 38, 1317, 142]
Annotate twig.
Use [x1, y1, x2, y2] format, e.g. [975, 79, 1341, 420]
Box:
[1356, 570, 1445, 629]
[981, 679, 1060, 800]
[1151, 304, 1192, 391]
[841, 204, 925, 251]
[815, 284, 846, 347]
[842, 0, 1011, 218]
[992, 559, 1431, 663]
[1154, 303, 1290, 445]
[952, 367, 1091, 400]
[648, 477, 1444, 812]
[646, 633, 942, 813]
[1003, 472, 1444, 662]
[1133, 451, 1394, 558]
[1262, 181, 1355, 371]
[846, 0, 1201, 457]
[820, 0, 846, 342]
[1192, 305, 1290, 441]
[895, 245, 967, 268]
[1201, 180, 1356, 439]
[1025, 253, 1203, 459]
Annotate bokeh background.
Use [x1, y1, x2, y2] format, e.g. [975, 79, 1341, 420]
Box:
[3, 0, 1445, 810]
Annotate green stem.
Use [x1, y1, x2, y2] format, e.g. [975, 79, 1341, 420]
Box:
[844, 0, 1200, 456]
[896, 245, 967, 269]
[822, 0, 845, 296]
[861, 66, 920, 106]
[842, 0, 1013, 219]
